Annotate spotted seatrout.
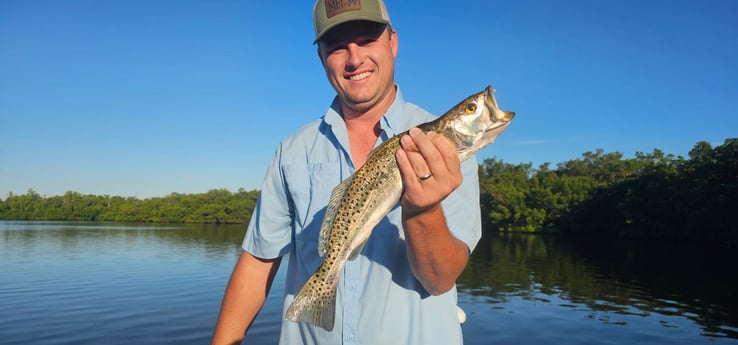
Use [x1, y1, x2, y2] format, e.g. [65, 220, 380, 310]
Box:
[285, 85, 515, 331]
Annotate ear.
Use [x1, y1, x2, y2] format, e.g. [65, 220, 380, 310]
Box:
[316, 46, 326, 67]
[389, 29, 398, 58]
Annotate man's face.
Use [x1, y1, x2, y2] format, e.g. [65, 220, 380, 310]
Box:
[318, 21, 398, 115]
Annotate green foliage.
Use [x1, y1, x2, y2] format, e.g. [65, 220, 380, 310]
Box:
[0, 188, 260, 224]
[479, 160, 543, 232]
[1, 138, 736, 243]
[479, 138, 737, 243]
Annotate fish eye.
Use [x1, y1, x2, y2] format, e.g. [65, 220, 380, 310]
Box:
[465, 102, 477, 114]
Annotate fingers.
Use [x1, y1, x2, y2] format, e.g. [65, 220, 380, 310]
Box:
[395, 146, 419, 188]
[427, 131, 461, 181]
[400, 129, 432, 179]
[400, 128, 461, 183]
[396, 128, 463, 215]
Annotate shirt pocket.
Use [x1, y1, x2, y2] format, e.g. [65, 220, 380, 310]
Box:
[283, 162, 342, 245]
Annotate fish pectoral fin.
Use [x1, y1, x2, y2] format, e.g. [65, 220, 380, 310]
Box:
[347, 240, 367, 261]
[318, 176, 353, 257]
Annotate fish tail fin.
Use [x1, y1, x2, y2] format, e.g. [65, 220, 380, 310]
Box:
[285, 272, 336, 331]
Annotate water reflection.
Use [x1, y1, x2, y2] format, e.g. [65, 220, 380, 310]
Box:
[1, 220, 246, 256]
[0, 221, 248, 345]
[458, 233, 738, 341]
[2, 221, 737, 344]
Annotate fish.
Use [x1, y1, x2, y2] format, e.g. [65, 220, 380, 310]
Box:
[285, 85, 515, 331]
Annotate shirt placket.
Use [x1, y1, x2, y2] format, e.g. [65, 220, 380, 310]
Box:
[334, 114, 392, 345]
[342, 260, 360, 344]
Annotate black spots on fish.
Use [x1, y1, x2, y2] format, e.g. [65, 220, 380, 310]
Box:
[314, 283, 325, 293]
[340, 210, 351, 218]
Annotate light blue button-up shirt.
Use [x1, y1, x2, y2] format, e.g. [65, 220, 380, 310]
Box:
[243, 87, 482, 345]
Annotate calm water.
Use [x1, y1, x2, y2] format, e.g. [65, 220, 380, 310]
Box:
[1, 221, 736, 344]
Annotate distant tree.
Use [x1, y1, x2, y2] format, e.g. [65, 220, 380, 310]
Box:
[0, 188, 261, 225]
[2, 138, 736, 245]
[476, 138, 737, 244]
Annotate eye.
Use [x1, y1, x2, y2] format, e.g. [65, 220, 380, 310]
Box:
[465, 102, 477, 114]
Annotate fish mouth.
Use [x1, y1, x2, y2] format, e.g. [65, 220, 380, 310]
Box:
[485, 85, 515, 122]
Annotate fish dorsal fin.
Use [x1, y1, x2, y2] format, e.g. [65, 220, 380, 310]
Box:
[318, 175, 353, 257]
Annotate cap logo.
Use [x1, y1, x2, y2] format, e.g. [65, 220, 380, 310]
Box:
[325, 0, 361, 19]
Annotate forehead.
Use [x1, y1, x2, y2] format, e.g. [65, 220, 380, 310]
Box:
[319, 20, 387, 45]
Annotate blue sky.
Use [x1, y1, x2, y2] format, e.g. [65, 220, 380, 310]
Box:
[1, 0, 736, 199]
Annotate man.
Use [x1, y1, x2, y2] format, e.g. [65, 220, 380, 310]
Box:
[212, 1, 482, 344]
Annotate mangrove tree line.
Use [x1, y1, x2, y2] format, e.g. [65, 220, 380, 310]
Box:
[1, 139, 736, 243]
[480, 138, 737, 243]
[0, 188, 259, 224]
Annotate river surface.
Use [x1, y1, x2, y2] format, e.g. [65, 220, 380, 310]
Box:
[1, 221, 736, 344]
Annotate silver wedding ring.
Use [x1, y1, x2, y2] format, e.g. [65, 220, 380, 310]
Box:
[418, 173, 432, 181]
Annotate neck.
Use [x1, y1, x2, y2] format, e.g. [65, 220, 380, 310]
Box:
[341, 86, 396, 168]
[340, 85, 397, 123]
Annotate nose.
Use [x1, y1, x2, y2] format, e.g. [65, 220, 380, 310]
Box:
[345, 43, 363, 70]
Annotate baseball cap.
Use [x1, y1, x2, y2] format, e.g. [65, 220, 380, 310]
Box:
[313, 0, 392, 44]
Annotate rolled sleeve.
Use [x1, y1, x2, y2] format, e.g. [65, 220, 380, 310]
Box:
[242, 143, 294, 259]
[442, 155, 482, 253]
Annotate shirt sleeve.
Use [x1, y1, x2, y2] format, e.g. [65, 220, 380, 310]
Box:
[242, 142, 294, 259]
[441, 155, 483, 253]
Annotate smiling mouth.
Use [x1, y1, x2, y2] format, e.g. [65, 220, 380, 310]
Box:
[348, 71, 371, 81]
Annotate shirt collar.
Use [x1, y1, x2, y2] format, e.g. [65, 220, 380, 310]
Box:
[323, 85, 409, 139]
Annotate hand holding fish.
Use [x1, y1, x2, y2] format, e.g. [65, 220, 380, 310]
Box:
[396, 128, 463, 219]
[395, 127, 469, 295]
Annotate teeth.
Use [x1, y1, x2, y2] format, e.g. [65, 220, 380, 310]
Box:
[349, 72, 371, 81]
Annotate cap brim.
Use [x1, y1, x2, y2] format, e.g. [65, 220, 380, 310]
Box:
[313, 17, 391, 44]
